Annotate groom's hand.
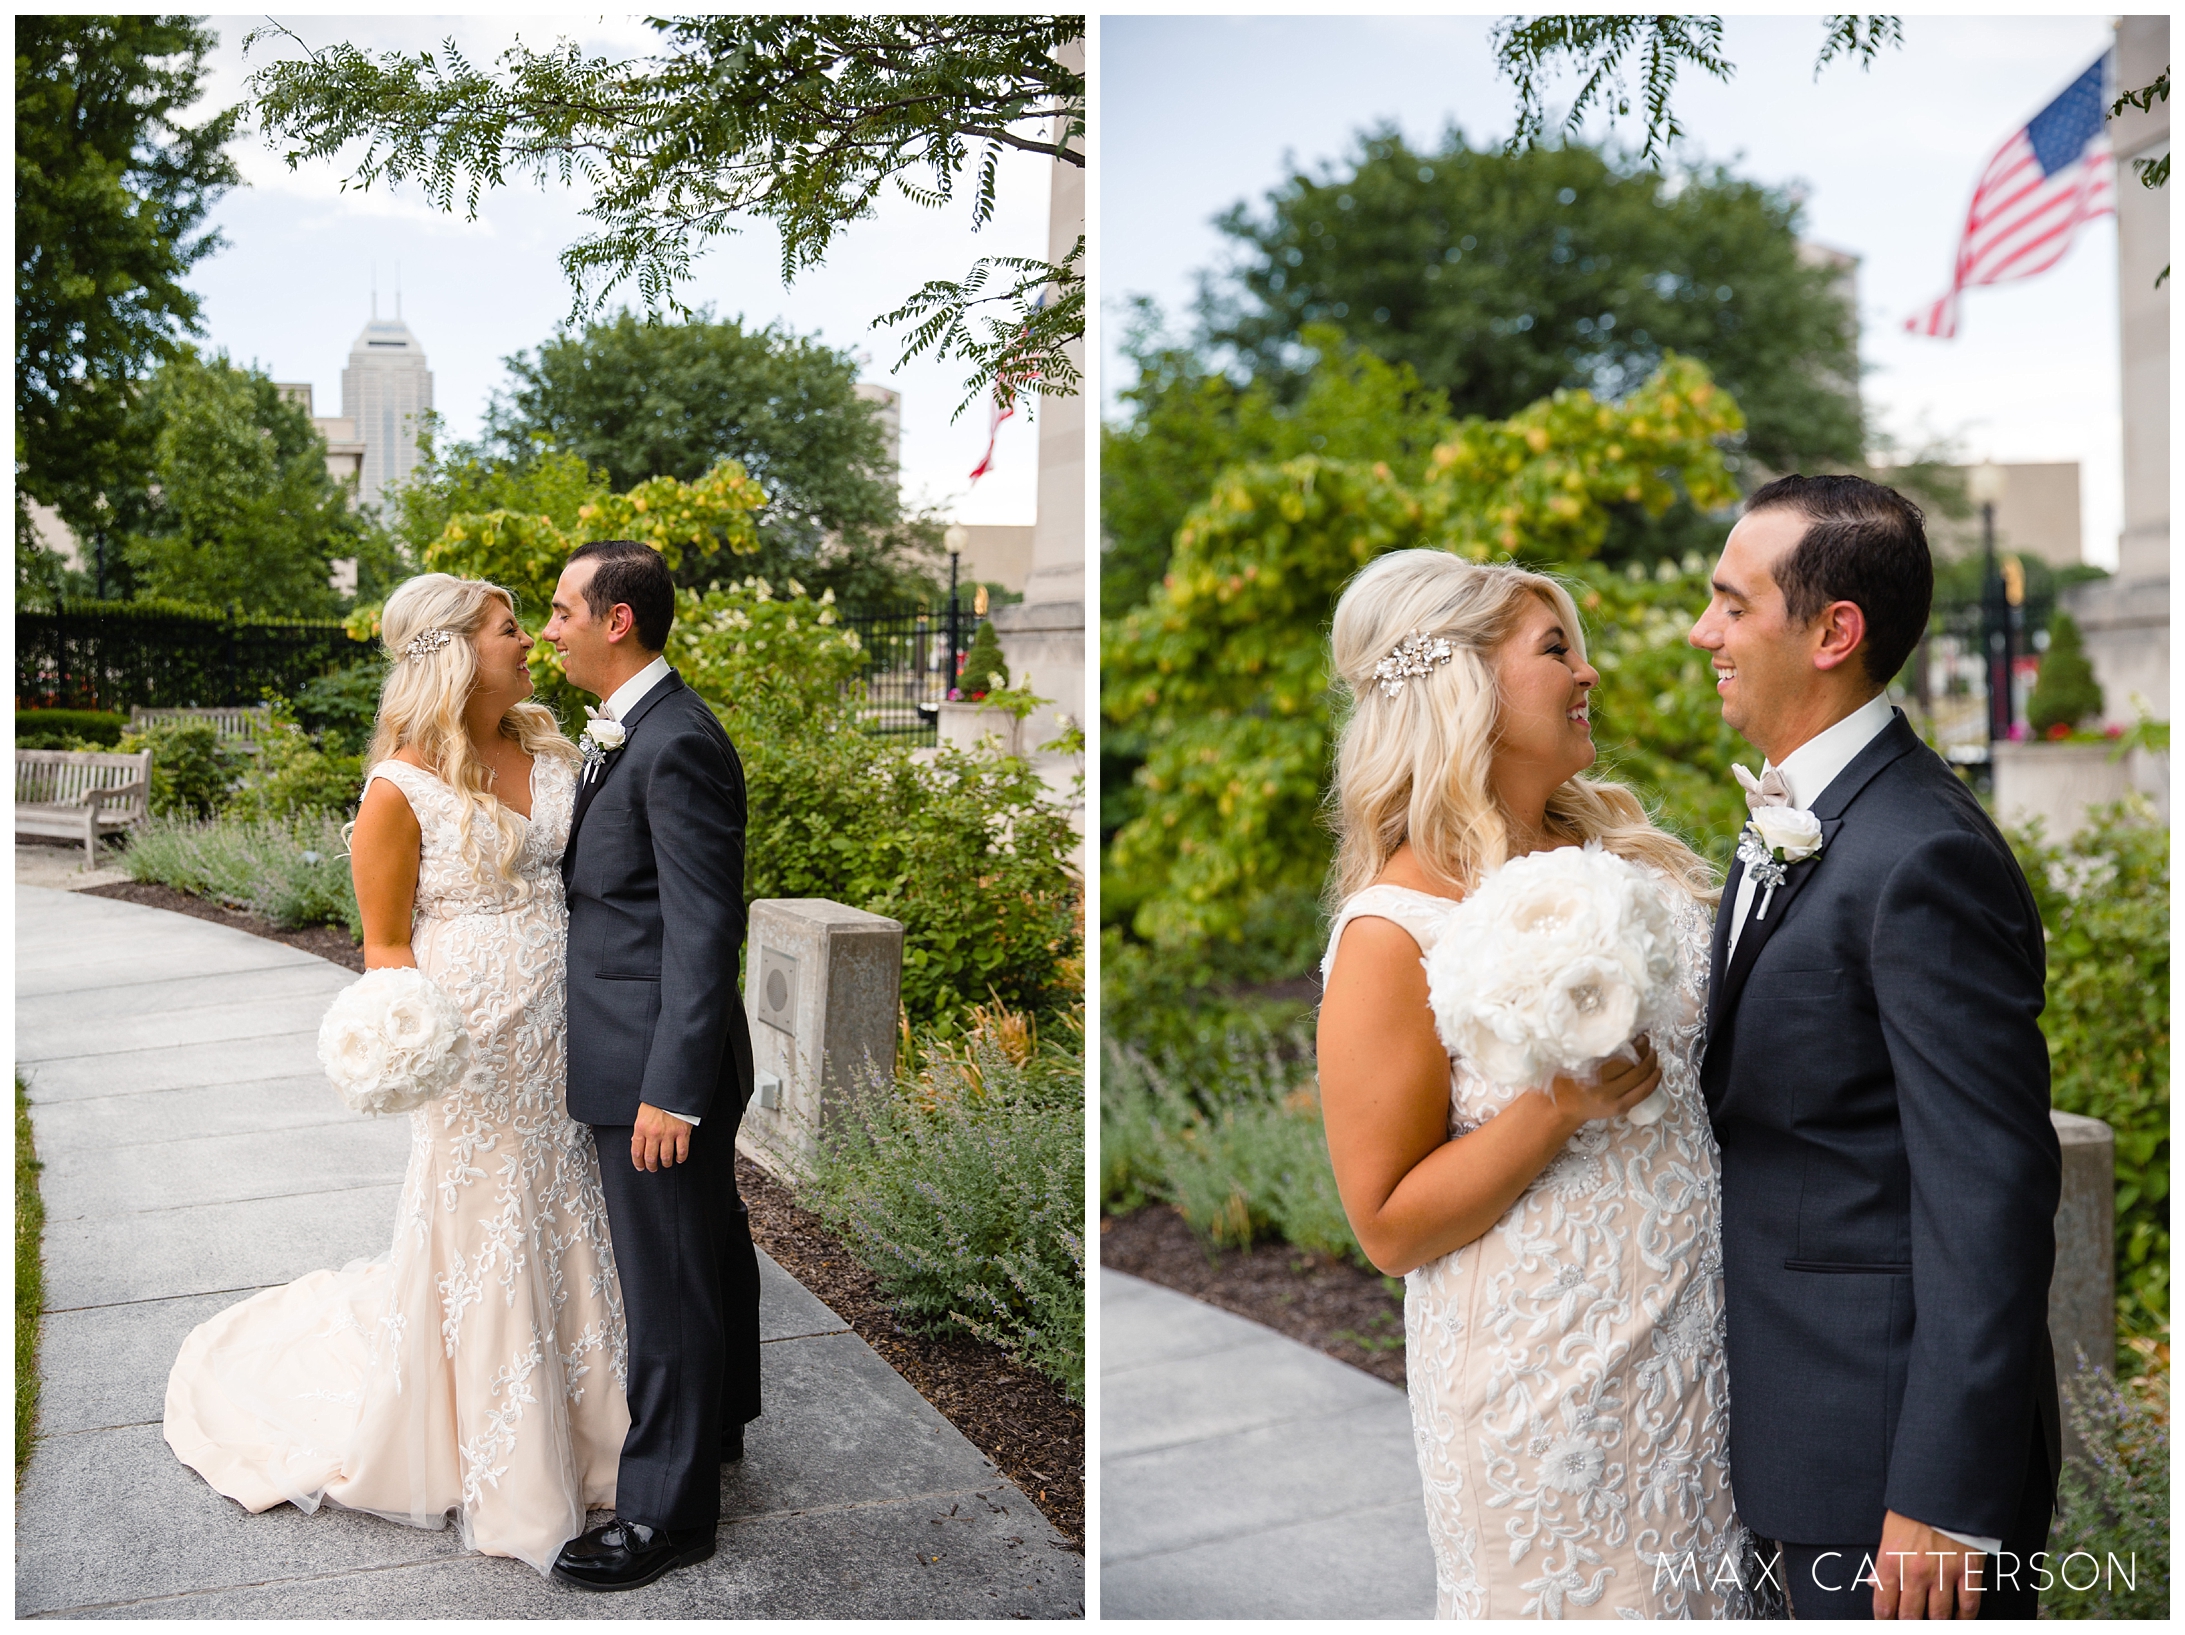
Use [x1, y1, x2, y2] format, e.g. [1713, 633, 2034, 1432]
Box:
[632, 1103, 693, 1172]
[1869, 1510, 1983, 1619]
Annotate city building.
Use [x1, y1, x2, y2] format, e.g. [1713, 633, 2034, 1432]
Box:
[273, 383, 367, 497]
[340, 306, 434, 512]
[1926, 462, 2083, 567]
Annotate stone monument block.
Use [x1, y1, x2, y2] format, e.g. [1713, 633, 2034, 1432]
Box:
[2049, 1109, 2116, 1468]
[737, 899, 904, 1179]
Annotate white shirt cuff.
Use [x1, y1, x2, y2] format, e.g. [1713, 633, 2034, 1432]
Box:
[681, 1114, 701, 1127]
[1934, 1525, 2002, 1556]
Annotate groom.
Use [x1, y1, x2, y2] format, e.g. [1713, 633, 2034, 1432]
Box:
[1689, 476, 2061, 1619]
[542, 539, 762, 1591]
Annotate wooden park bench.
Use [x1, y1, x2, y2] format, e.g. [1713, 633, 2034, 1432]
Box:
[130, 704, 273, 754]
[16, 748, 154, 868]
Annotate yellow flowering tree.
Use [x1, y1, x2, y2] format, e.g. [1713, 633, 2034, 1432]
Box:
[1103, 354, 1745, 957]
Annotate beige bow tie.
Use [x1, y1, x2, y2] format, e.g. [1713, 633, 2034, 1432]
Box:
[1735, 764, 1792, 812]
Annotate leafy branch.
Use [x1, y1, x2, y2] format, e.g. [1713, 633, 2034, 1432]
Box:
[879, 237, 1083, 419]
[1493, 14, 1900, 165]
[243, 15, 1084, 401]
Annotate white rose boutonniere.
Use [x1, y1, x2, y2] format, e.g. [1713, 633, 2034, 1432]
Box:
[1736, 804, 1824, 920]
[580, 709, 627, 781]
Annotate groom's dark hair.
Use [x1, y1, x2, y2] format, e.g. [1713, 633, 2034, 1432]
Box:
[1745, 474, 1933, 685]
[569, 539, 674, 652]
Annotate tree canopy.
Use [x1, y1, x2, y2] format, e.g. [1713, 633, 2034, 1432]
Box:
[481, 309, 934, 599]
[246, 15, 1084, 414]
[16, 15, 241, 550]
[1490, 15, 1903, 165]
[1203, 128, 1863, 479]
[122, 350, 363, 616]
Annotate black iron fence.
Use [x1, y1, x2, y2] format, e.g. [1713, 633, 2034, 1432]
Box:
[16, 601, 373, 713]
[838, 600, 968, 745]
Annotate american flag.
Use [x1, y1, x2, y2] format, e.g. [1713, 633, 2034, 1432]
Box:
[1905, 54, 2116, 338]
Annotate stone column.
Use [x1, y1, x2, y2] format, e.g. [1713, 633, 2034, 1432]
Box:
[2049, 1109, 2117, 1467]
[2064, 16, 2168, 727]
[989, 37, 1086, 851]
[736, 898, 904, 1179]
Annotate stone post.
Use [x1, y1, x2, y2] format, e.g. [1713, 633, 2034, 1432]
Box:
[736, 899, 904, 1179]
[2048, 1109, 2116, 1467]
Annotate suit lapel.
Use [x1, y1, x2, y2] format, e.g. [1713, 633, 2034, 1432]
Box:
[562, 670, 684, 875]
[1706, 852, 1745, 1038]
[1708, 710, 1924, 1034]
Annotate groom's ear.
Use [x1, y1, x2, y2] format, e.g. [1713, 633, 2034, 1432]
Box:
[603, 602, 639, 645]
[1809, 598, 1868, 673]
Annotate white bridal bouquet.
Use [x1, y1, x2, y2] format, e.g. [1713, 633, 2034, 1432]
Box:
[316, 967, 474, 1117]
[1424, 843, 1679, 1126]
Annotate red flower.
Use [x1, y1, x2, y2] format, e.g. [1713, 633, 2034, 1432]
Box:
[2047, 722, 2072, 741]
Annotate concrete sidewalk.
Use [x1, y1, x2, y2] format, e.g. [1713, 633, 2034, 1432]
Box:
[1099, 1268, 1436, 1620]
[15, 887, 1079, 1618]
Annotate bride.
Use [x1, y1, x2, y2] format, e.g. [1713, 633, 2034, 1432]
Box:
[164, 573, 629, 1575]
[1316, 550, 1759, 1618]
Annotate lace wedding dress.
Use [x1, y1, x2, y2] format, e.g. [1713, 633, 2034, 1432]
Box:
[164, 756, 629, 1576]
[1325, 873, 1760, 1619]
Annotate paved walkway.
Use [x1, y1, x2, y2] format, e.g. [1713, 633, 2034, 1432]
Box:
[15, 887, 1079, 1618]
[1100, 1268, 1435, 1619]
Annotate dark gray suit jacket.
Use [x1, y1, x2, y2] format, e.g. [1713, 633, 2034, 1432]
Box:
[561, 670, 754, 1129]
[1702, 710, 2061, 1544]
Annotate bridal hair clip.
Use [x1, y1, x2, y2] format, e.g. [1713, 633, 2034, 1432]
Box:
[402, 628, 455, 661]
[1374, 631, 1456, 698]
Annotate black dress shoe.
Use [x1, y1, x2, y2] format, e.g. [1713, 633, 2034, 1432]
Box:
[720, 1421, 745, 1464]
[552, 1519, 716, 1592]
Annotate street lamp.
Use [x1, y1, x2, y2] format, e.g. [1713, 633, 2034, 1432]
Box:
[942, 523, 969, 688]
[1968, 462, 2009, 752]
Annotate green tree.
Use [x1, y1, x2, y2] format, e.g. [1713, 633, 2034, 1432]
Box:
[16, 15, 242, 586]
[1102, 316, 1458, 617]
[1103, 354, 1743, 961]
[247, 16, 1084, 414]
[1202, 127, 1862, 485]
[122, 350, 361, 616]
[481, 309, 941, 603]
[2028, 611, 2105, 734]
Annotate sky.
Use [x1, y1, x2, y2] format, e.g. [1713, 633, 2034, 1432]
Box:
[187, 14, 1055, 528]
[1102, 13, 2130, 567]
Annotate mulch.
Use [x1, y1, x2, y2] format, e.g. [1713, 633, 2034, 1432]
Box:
[1100, 1204, 1409, 1389]
[69, 878, 1084, 1553]
[78, 880, 367, 971]
[737, 1157, 1084, 1554]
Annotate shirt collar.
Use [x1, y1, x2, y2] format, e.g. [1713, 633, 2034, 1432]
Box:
[601, 654, 672, 724]
[1768, 690, 1895, 809]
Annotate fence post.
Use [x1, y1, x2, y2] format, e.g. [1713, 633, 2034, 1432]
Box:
[224, 604, 239, 706]
[53, 604, 69, 709]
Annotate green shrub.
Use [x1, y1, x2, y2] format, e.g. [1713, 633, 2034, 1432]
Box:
[801, 1024, 1085, 1401]
[744, 724, 1080, 1028]
[115, 719, 248, 818]
[2008, 801, 2169, 1352]
[227, 705, 365, 822]
[286, 658, 389, 757]
[2044, 1344, 2168, 1618]
[1100, 1022, 1363, 1264]
[16, 1076, 45, 1484]
[956, 618, 1009, 700]
[14, 709, 125, 748]
[2028, 612, 2104, 735]
[123, 815, 360, 937]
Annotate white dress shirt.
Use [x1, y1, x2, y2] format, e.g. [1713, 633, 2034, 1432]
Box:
[591, 654, 699, 1125]
[1724, 690, 1894, 960]
[1722, 690, 2002, 1559]
[599, 653, 672, 725]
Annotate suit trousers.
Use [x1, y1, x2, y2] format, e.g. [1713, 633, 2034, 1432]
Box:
[592, 1117, 762, 1531]
[1778, 1424, 2054, 1620]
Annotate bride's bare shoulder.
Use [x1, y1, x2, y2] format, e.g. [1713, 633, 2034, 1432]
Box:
[1364, 846, 1467, 905]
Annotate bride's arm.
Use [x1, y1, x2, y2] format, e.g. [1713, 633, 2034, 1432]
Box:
[349, 778, 423, 970]
[1317, 916, 1661, 1276]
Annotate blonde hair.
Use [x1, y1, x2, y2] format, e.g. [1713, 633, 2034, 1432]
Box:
[365, 573, 580, 885]
[1327, 549, 1717, 908]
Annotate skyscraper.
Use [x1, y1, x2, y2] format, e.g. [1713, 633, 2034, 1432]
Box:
[340, 306, 433, 511]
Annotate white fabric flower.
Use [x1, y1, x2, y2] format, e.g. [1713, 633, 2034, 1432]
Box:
[583, 717, 627, 751]
[1748, 805, 1823, 860]
[318, 967, 473, 1117]
[1425, 844, 1681, 1125]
